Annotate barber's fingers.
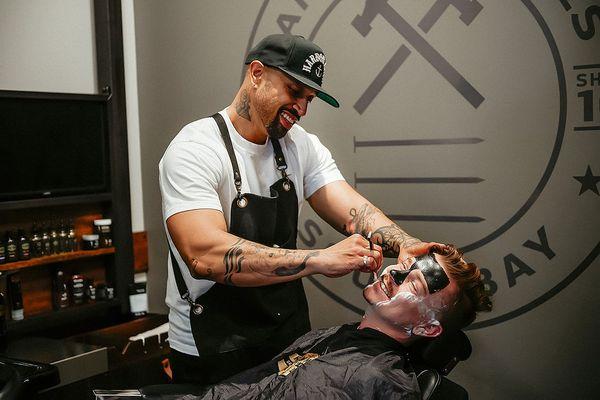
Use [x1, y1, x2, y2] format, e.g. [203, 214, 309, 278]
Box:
[358, 254, 376, 273]
[358, 254, 383, 273]
[369, 246, 383, 269]
[427, 242, 448, 255]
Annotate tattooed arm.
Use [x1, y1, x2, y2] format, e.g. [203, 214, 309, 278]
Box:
[308, 181, 435, 260]
[167, 208, 380, 286]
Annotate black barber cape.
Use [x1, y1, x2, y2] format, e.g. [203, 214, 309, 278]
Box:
[172, 323, 421, 400]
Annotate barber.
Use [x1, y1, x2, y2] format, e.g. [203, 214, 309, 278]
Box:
[160, 34, 438, 385]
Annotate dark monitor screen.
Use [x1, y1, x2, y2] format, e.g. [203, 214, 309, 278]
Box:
[0, 94, 110, 201]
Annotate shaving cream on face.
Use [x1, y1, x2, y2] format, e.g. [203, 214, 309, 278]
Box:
[364, 291, 442, 337]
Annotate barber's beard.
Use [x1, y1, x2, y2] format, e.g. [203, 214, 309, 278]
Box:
[266, 107, 299, 140]
[266, 119, 287, 140]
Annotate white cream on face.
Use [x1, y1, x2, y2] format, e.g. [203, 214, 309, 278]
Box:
[363, 291, 441, 337]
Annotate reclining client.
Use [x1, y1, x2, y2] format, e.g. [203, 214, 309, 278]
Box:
[144, 244, 492, 399]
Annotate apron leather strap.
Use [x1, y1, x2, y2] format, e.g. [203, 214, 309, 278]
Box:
[169, 246, 204, 314]
[169, 247, 189, 299]
[212, 112, 290, 187]
[212, 113, 243, 196]
[270, 137, 289, 180]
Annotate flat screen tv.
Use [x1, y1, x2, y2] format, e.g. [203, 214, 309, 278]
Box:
[0, 92, 111, 201]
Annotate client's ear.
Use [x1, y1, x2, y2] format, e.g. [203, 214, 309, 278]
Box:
[412, 322, 443, 338]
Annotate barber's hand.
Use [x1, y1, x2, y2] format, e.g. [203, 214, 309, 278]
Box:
[315, 234, 383, 278]
[397, 241, 446, 264]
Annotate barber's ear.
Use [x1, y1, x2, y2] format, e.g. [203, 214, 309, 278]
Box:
[412, 322, 443, 338]
[249, 60, 265, 85]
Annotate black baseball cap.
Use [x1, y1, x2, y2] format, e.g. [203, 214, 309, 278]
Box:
[245, 34, 340, 108]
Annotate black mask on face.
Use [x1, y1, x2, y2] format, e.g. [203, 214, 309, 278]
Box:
[389, 255, 450, 294]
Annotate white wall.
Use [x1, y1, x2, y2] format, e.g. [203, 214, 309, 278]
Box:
[0, 0, 97, 93]
[0, 0, 145, 233]
[121, 0, 144, 233]
[134, 1, 600, 399]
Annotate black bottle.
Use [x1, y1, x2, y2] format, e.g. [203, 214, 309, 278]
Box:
[53, 269, 69, 310]
[41, 224, 51, 256]
[9, 274, 24, 321]
[70, 273, 85, 305]
[30, 224, 43, 258]
[66, 220, 76, 252]
[5, 232, 18, 263]
[0, 236, 6, 264]
[0, 289, 6, 351]
[17, 229, 30, 261]
[49, 223, 60, 254]
[58, 221, 68, 253]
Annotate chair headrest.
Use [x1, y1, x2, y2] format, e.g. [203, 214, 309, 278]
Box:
[410, 330, 472, 374]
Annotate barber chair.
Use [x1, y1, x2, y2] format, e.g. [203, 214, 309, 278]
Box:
[409, 330, 471, 400]
[0, 356, 60, 400]
[140, 330, 472, 400]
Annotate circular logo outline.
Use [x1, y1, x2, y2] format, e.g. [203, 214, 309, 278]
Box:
[247, 0, 599, 329]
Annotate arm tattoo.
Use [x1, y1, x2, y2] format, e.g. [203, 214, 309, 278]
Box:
[235, 89, 251, 121]
[223, 238, 245, 285]
[373, 225, 421, 257]
[343, 203, 420, 257]
[273, 251, 318, 276]
[342, 203, 378, 236]
[222, 239, 320, 285]
[190, 258, 213, 279]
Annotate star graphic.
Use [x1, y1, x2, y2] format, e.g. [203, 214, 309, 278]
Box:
[573, 165, 600, 196]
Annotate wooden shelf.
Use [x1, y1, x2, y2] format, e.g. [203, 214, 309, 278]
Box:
[0, 193, 112, 211]
[0, 89, 110, 102]
[6, 299, 122, 338]
[0, 247, 116, 273]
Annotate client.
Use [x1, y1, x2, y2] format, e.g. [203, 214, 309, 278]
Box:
[148, 245, 492, 399]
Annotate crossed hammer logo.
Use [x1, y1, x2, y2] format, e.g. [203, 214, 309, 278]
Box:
[352, 0, 486, 114]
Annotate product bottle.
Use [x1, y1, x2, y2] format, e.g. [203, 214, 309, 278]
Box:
[58, 221, 68, 253]
[70, 273, 85, 305]
[49, 223, 59, 254]
[67, 219, 77, 252]
[5, 232, 18, 263]
[0, 289, 6, 351]
[93, 219, 113, 248]
[53, 269, 70, 309]
[9, 274, 24, 321]
[0, 236, 6, 264]
[17, 229, 30, 261]
[41, 224, 51, 256]
[30, 224, 43, 258]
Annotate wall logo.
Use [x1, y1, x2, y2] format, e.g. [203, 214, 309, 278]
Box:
[248, 0, 600, 328]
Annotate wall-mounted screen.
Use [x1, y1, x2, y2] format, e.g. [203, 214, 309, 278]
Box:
[0, 92, 110, 201]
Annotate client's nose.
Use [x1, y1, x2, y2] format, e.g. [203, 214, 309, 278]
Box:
[390, 269, 412, 285]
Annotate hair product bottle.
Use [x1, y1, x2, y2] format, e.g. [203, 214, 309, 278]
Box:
[53, 269, 70, 310]
[0, 288, 6, 351]
[17, 229, 31, 261]
[70, 273, 85, 305]
[67, 219, 77, 252]
[41, 224, 51, 256]
[9, 274, 24, 321]
[58, 221, 68, 253]
[30, 224, 43, 258]
[5, 232, 18, 263]
[0, 236, 6, 264]
[50, 223, 60, 255]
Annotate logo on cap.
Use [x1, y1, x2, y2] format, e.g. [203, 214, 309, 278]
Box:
[302, 52, 326, 79]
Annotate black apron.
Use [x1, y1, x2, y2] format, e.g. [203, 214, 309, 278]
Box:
[169, 113, 310, 361]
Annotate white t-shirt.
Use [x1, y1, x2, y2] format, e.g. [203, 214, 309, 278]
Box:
[159, 109, 345, 355]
